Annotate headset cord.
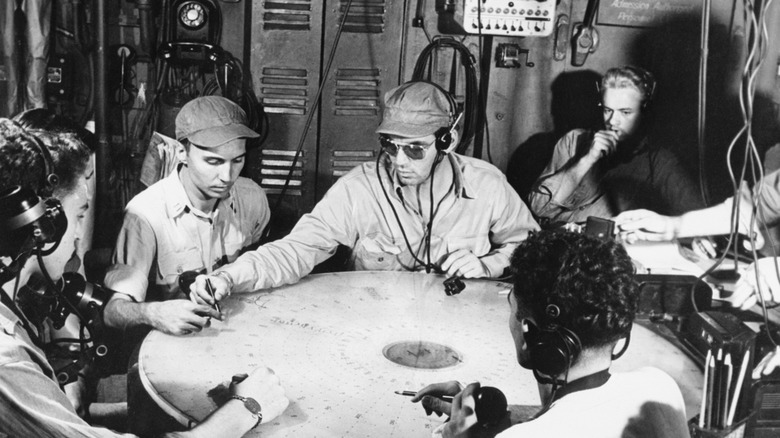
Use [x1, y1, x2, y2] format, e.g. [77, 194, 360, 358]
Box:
[376, 151, 443, 273]
[425, 152, 446, 273]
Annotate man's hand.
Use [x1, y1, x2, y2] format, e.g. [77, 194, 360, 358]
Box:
[585, 130, 619, 163]
[754, 347, 780, 379]
[730, 257, 780, 310]
[411, 381, 463, 417]
[191, 273, 231, 306]
[147, 300, 221, 336]
[439, 382, 481, 438]
[615, 209, 681, 243]
[231, 367, 289, 425]
[441, 250, 488, 279]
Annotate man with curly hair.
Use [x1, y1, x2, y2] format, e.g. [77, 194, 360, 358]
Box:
[411, 230, 689, 437]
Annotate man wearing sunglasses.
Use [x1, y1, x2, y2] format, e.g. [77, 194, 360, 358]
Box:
[102, 96, 270, 336]
[190, 81, 539, 302]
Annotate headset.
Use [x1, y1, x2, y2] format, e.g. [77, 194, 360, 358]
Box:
[524, 303, 583, 381]
[0, 129, 68, 281]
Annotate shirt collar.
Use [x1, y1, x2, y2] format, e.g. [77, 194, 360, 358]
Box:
[162, 166, 230, 219]
[387, 153, 474, 200]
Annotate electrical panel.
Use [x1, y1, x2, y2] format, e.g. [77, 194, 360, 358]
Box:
[462, 0, 556, 37]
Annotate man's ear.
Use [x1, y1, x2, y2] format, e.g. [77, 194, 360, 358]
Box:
[175, 141, 188, 165]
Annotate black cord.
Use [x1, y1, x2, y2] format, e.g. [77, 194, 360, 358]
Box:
[411, 37, 479, 155]
[375, 152, 432, 271]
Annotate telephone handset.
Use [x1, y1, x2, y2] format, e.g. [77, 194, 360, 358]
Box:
[571, 0, 600, 67]
[159, 41, 225, 66]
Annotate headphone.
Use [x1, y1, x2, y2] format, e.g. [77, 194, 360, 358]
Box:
[0, 126, 67, 264]
[524, 303, 583, 379]
[412, 80, 461, 154]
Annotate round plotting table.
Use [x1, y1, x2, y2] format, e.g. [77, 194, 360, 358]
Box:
[138, 271, 703, 437]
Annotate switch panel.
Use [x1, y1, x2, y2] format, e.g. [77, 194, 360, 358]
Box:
[462, 0, 555, 37]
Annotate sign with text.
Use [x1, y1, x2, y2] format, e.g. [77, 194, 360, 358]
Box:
[598, 0, 700, 28]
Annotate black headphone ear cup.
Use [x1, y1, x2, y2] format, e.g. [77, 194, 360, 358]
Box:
[0, 186, 67, 257]
[527, 323, 582, 377]
[435, 127, 452, 152]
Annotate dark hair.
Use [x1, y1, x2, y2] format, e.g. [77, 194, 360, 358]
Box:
[510, 230, 638, 349]
[601, 65, 656, 109]
[14, 108, 97, 153]
[0, 118, 91, 198]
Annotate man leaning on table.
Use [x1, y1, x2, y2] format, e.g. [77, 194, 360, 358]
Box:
[615, 168, 780, 377]
[191, 80, 539, 302]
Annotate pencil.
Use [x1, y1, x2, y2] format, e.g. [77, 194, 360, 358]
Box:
[395, 390, 453, 402]
[699, 349, 712, 428]
[205, 278, 221, 313]
[722, 352, 733, 428]
[705, 354, 715, 428]
[726, 349, 750, 427]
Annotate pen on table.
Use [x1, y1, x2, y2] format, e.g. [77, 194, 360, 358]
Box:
[726, 349, 750, 427]
[395, 390, 453, 402]
[205, 278, 221, 313]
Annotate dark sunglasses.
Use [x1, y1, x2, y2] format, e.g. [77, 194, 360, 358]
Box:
[378, 135, 434, 160]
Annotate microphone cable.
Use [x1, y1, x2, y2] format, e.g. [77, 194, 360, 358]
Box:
[375, 150, 446, 273]
[411, 37, 479, 155]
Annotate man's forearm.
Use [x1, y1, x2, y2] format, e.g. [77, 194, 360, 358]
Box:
[675, 197, 751, 238]
[165, 398, 257, 438]
[546, 157, 598, 205]
[103, 297, 154, 331]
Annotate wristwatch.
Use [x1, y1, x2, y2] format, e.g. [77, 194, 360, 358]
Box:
[214, 270, 235, 294]
[231, 395, 263, 428]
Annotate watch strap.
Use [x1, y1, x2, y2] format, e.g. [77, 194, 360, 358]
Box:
[231, 395, 263, 428]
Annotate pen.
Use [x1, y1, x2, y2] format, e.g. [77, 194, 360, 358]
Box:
[395, 390, 453, 402]
[205, 278, 221, 313]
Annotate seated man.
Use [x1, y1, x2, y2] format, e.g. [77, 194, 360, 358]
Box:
[411, 230, 689, 437]
[194, 81, 539, 301]
[529, 66, 704, 225]
[0, 118, 288, 437]
[104, 96, 270, 336]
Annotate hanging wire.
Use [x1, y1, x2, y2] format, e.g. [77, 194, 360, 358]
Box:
[269, 0, 356, 217]
[697, 0, 780, 346]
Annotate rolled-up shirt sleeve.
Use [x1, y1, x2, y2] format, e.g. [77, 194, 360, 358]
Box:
[220, 180, 357, 292]
[529, 131, 600, 220]
[107, 205, 155, 301]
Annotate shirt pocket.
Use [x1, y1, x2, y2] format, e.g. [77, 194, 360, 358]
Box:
[445, 234, 491, 257]
[157, 246, 206, 296]
[353, 233, 402, 271]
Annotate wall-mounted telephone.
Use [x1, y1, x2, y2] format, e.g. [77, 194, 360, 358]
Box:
[571, 0, 600, 66]
[159, 41, 225, 66]
[170, 0, 221, 44]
